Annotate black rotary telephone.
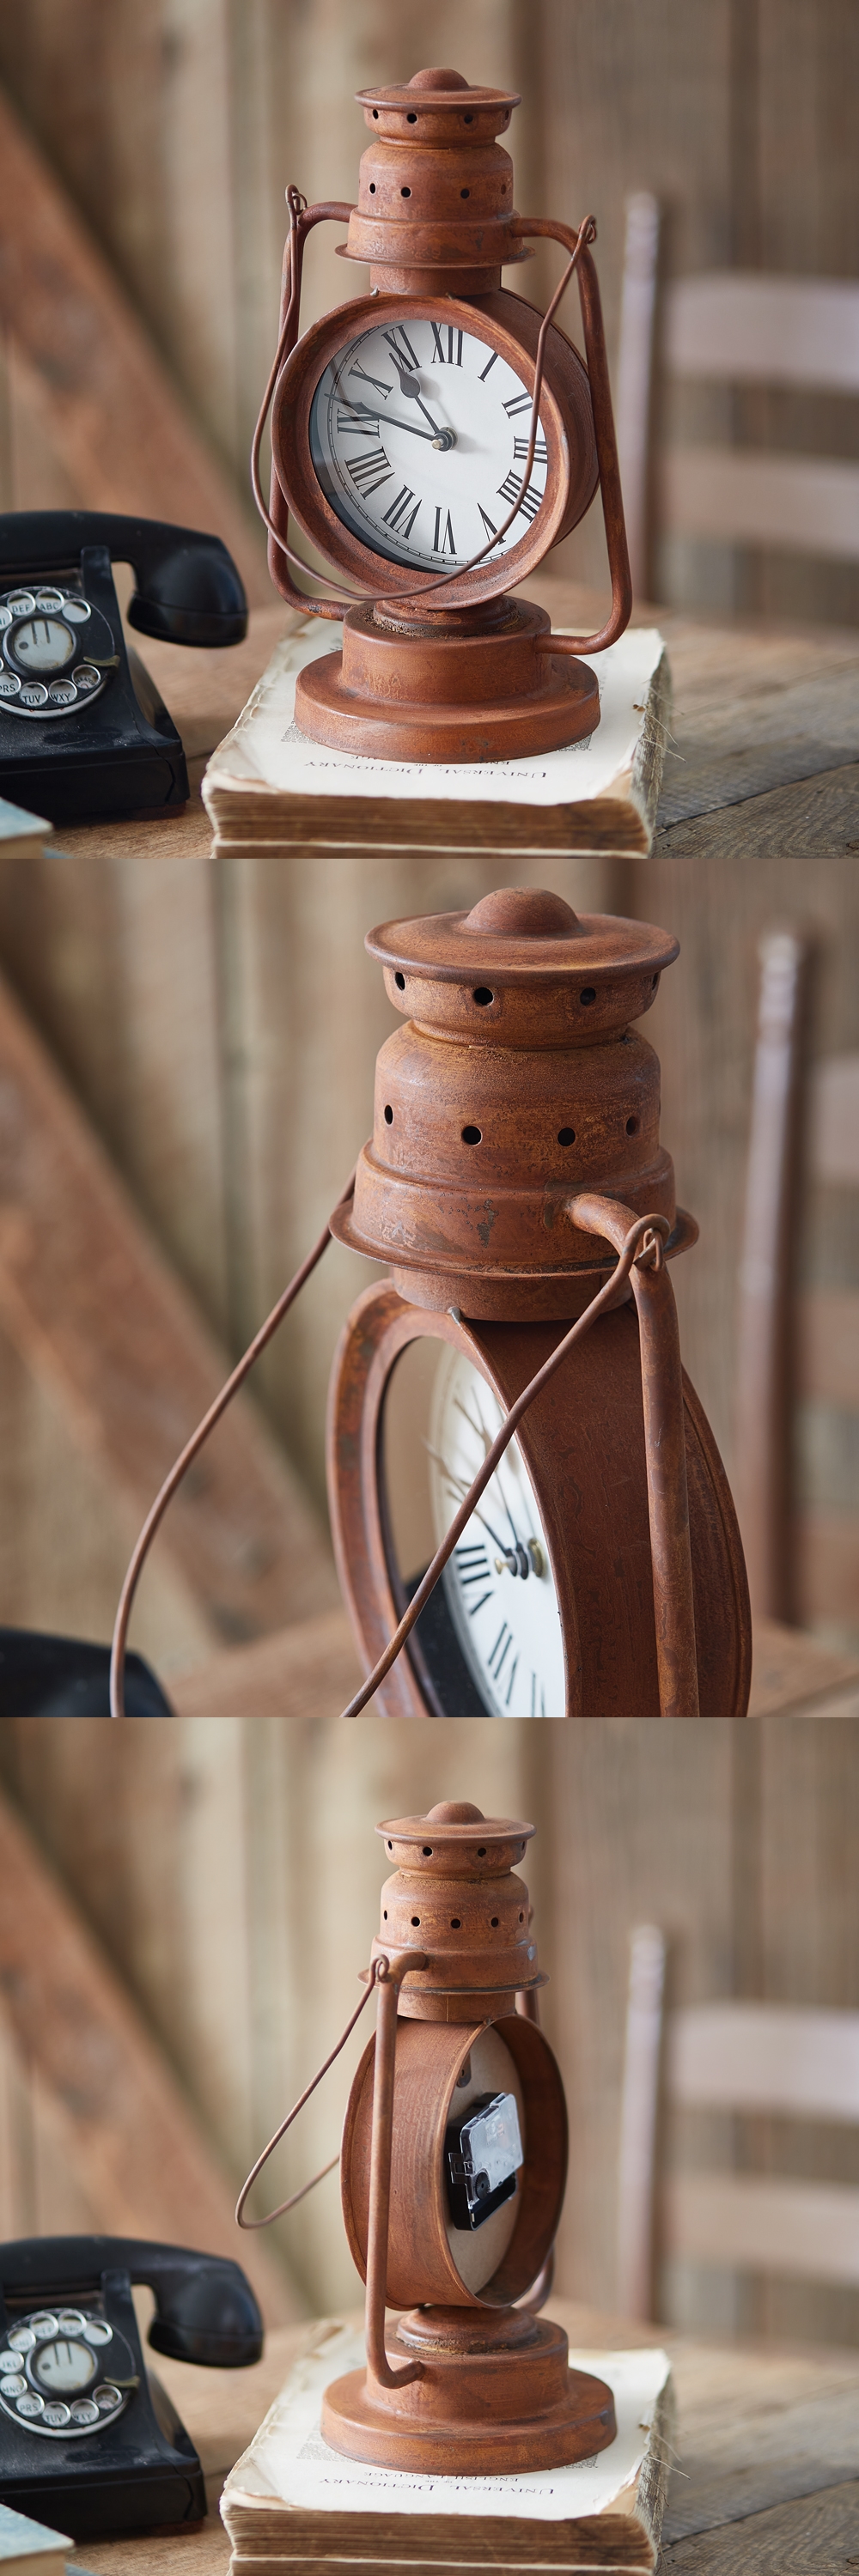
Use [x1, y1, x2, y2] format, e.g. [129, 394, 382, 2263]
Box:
[0, 512, 247, 825]
[0, 2236, 263, 2540]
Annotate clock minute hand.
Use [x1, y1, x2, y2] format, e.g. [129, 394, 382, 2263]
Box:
[344, 398, 447, 445]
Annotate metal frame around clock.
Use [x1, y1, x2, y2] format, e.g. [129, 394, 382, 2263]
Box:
[326, 1279, 752, 1720]
[271, 288, 599, 607]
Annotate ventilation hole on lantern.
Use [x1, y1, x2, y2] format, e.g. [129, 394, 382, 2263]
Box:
[369, 183, 376, 194]
[626, 1115, 639, 1135]
[422, 1844, 433, 1856]
[394, 971, 405, 989]
[464, 112, 473, 123]
[490, 1917, 499, 1928]
[477, 1845, 486, 1856]
[472, 986, 493, 1006]
[461, 1124, 481, 1144]
[411, 1915, 421, 1926]
[450, 1917, 461, 1929]
[460, 187, 470, 199]
[580, 987, 597, 1006]
[557, 1126, 576, 1146]
[406, 110, 417, 122]
[387, 1839, 393, 1850]
[373, 107, 379, 118]
[383, 1909, 388, 1919]
[384, 1103, 393, 1124]
[519, 1911, 525, 1923]
[652, 973, 659, 987]
[401, 185, 411, 197]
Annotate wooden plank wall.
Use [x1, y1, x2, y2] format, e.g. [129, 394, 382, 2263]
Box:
[540, 0, 859, 627]
[1, 1716, 857, 2347]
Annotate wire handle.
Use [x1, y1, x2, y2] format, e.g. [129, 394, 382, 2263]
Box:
[235, 1960, 379, 2229]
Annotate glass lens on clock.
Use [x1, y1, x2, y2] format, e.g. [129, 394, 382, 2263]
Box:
[309, 316, 548, 572]
[381, 1339, 565, 1716]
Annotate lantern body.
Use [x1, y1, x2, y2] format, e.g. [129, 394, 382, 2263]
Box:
[326, 887, 752, 1718]
[321, 1801, 617, 2475]
[261, 67, 632, 760]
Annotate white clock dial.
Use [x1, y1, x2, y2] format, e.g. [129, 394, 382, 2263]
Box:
[309, 317, 548, 572]
[427, 1346, 565, 1717]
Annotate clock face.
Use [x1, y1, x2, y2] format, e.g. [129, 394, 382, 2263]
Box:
[426, 1346, 566, 1718]
[308, 315, 549, 574]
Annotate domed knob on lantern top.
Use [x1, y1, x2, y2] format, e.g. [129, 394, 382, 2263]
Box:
[330, 885, 696, 1321]
[371, 1802, 541, 2022]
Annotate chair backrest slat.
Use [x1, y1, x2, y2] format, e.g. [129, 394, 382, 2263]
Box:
[661, 447, 859, 558]
[665, 2172, 859, 2285]
[810, 1054, 859, 1186]
[667, 2001, 859, 2119]
[664, 274, 859, 392]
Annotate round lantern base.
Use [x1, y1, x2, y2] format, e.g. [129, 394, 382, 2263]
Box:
[320, 2309, 616, 2476]
[294, 598, 600, 763]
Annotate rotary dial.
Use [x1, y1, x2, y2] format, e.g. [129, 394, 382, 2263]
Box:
[309, 316, 548, 572]
[427, 1346, 565, 1717]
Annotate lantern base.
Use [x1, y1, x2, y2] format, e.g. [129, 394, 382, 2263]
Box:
[320, 2307, 616, 2476]
[294, 599, 600, 764]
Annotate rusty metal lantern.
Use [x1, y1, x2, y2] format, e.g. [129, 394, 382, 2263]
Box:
[239, 1798, 618, 2476]
[326, 885, 751, 1719]
[111, 887, 751, 1722]
[252, 65, 632, 761]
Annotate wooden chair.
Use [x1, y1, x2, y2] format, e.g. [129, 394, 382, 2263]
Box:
[614, 192, 859, 598]
[615, 1924, 859, 2323]
[734, 926, 859, 1630]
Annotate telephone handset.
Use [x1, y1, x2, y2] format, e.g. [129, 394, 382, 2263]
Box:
[0, 511, 247, 826]
[0, 2234, 263, 2541]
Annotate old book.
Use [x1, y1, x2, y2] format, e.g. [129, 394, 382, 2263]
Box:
[221, 2320, 674, 2574]
[0, 2504, 72, 2576]
[202, 625, 669, 860]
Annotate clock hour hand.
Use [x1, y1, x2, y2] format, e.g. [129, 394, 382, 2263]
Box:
[386, 359, 457, 449]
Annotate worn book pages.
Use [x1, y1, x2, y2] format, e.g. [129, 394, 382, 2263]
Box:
[202, 626, 669, 860]
[221, 2318, 674, 2573]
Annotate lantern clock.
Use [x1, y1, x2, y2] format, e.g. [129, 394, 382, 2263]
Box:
[253, 64, 632, 760]
[111, 884, 752, 1721]
[326, 884, 751, 1720]
[240, 1798, 618, 2476]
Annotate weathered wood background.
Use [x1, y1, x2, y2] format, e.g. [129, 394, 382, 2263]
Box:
[2, 1714, 858, 2348]
[0, 0, 856, 2357]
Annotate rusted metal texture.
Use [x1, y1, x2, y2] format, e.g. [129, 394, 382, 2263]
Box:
[324, 1799, 618, 2474]
[254, 64, 631, 754]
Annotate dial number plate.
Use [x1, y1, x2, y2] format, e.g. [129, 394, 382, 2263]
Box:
[309, 318, 548, 574]
[0, 586, 110, 719]
[427, 1346, 566, 1717]
[0, 2305, 130, 2439]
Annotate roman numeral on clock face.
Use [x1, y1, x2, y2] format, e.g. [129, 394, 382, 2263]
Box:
[430, 323, 463, 366]
[433, 507, 456, 554]
[347, 443, 393, 496]
[383, 324, 421, 372]
[497, 469, 541, 523]
[514, 434, 548, 465]
[381, 483, 420, 538]
[454, 1542, 494, 1618]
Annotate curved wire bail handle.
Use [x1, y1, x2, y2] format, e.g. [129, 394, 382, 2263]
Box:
[235, 1957, 381, 2231]
[570, 1194, 699, 1716]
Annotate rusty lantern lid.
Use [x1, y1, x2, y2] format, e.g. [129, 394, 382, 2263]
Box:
[371, 1801, 542, 2020]
[331, 886, 692, 1321]
[346, 67, 529, 288]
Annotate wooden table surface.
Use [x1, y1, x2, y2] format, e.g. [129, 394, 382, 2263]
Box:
[52, 579, 859, 869]
[77, 2302, 859, 2576]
